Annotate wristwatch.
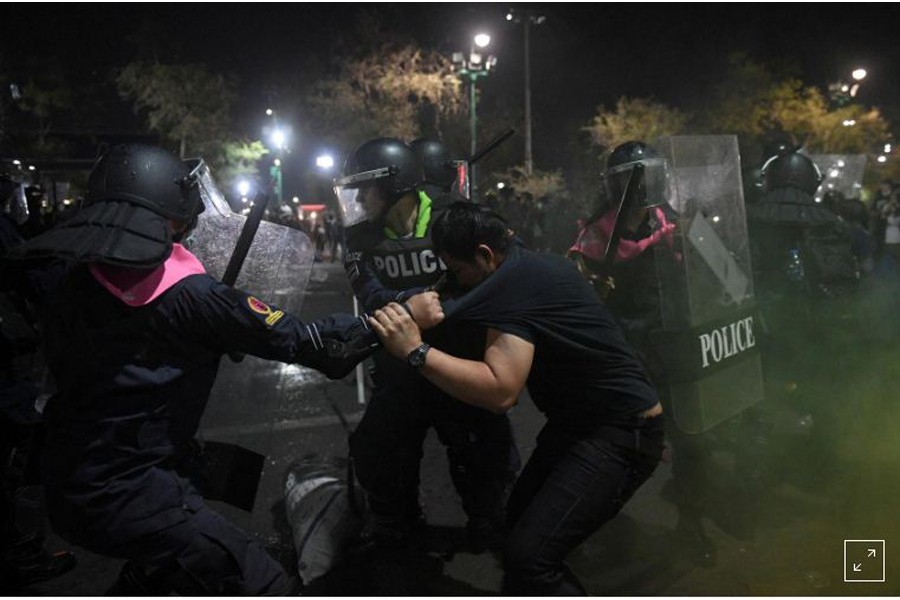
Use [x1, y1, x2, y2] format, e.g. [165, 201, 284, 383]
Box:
[407, 343, 431, 369]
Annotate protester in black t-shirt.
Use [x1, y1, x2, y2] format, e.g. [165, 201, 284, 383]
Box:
[368, 201, 664, 596]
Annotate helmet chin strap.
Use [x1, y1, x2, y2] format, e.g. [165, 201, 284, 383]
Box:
[171, 216, 198, 242]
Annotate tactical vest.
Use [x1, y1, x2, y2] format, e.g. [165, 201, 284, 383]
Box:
[360, 190, 447, 291]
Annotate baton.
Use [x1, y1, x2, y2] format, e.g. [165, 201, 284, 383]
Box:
[602, 163, 645, 273]
[468, 128, 515, 166]
[222, 191, 269, 286]
[222, 192, 269, 363]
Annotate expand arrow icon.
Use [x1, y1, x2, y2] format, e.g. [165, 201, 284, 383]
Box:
[868, 549, 877, 558]
[853, 563, 862, 572]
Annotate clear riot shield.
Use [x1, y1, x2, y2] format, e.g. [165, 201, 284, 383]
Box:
[185, 162, 316, 536]
[5, 182, 29, 225]
[811, 154, 867, 202]
[654, 135, 765, 433]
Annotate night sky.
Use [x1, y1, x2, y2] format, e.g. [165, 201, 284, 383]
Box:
[7, 3, 900, 173]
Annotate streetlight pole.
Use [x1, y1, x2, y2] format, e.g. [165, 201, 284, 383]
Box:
[453, 34, 496, 203]
[523, 19, 533, 175]
[508, 10, 545, 175]
[469, 71, 478, 158]
[264, 108, 291, 208]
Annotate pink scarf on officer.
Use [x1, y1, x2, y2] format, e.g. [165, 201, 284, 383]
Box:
[568, 207, 677, 263]
[89, 243, 207, 307]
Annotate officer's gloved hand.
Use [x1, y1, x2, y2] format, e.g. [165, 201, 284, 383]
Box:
[301, 313, 380, 379]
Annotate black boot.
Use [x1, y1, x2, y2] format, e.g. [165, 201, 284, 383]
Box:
[0, 532, 77, 591]
[674, 512, 717, 568]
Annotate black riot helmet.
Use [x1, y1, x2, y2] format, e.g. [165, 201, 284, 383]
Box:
[11, 144, 205, 267]
[607, 141, 657, 171]
[86, 143, 204, 221]
[603, 141, 669, 208]
[759, 148, 823, 195]
[339, 138, 422, 199]
[409, 138, 458, 190]
[334, 137, 424, 226]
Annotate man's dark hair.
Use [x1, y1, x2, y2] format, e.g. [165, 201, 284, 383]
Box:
[431, 201, 512, 261]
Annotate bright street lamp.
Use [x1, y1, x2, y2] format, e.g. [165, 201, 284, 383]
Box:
[316, 154, 335, 170]
[452, 33, 498, 202]
[829, 67, 868, 106]
[271, 128, 288, 151]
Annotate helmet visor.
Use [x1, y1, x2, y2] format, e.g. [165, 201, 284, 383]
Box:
[333, 166, 393, 227]
[334, 166, 394, 190]
[333, 184, 367, 227]
[185, 158, 229, 217]
[606, 157, 671, 209]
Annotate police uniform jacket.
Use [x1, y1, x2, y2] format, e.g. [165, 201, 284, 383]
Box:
[38, 261, 371, 549]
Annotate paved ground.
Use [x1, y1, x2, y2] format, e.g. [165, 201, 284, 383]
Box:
[14, 260, 900, 596]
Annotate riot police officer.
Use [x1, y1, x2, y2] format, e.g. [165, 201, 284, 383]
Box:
[0, 175, 77, 591]
[748, 145, 862, 487]
[10, 144, 380, 595]
[568, 140, 721, 566]
[409, 137, 463, 201]
[335, 137, 519, 559]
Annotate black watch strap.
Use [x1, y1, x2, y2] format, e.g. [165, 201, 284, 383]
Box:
[407, 342, 431, 369]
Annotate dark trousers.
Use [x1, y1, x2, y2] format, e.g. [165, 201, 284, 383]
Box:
[349, 365, 519, 531]
[49, 479, 290, 595]
[503, 417, 663, 596]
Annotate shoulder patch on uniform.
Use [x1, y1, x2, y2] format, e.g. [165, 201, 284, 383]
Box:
[247, 295, 285, 326]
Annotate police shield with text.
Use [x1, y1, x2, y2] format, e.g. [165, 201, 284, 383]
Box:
[10, 143, 378, 595]
[336, 137, 519, 576]
[652, 135, 764, 433]
[569, 137, 766, 566]
[657, 136, 768, 556]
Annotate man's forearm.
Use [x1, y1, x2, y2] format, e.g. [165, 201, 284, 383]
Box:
[419, 348, 518, 414]
[367, 302, 531, 413]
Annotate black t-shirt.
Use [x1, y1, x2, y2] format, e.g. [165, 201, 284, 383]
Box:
[442, 245, 658, 429]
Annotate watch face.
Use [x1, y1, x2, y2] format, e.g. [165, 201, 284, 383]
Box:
[408, 343, 430, 368]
